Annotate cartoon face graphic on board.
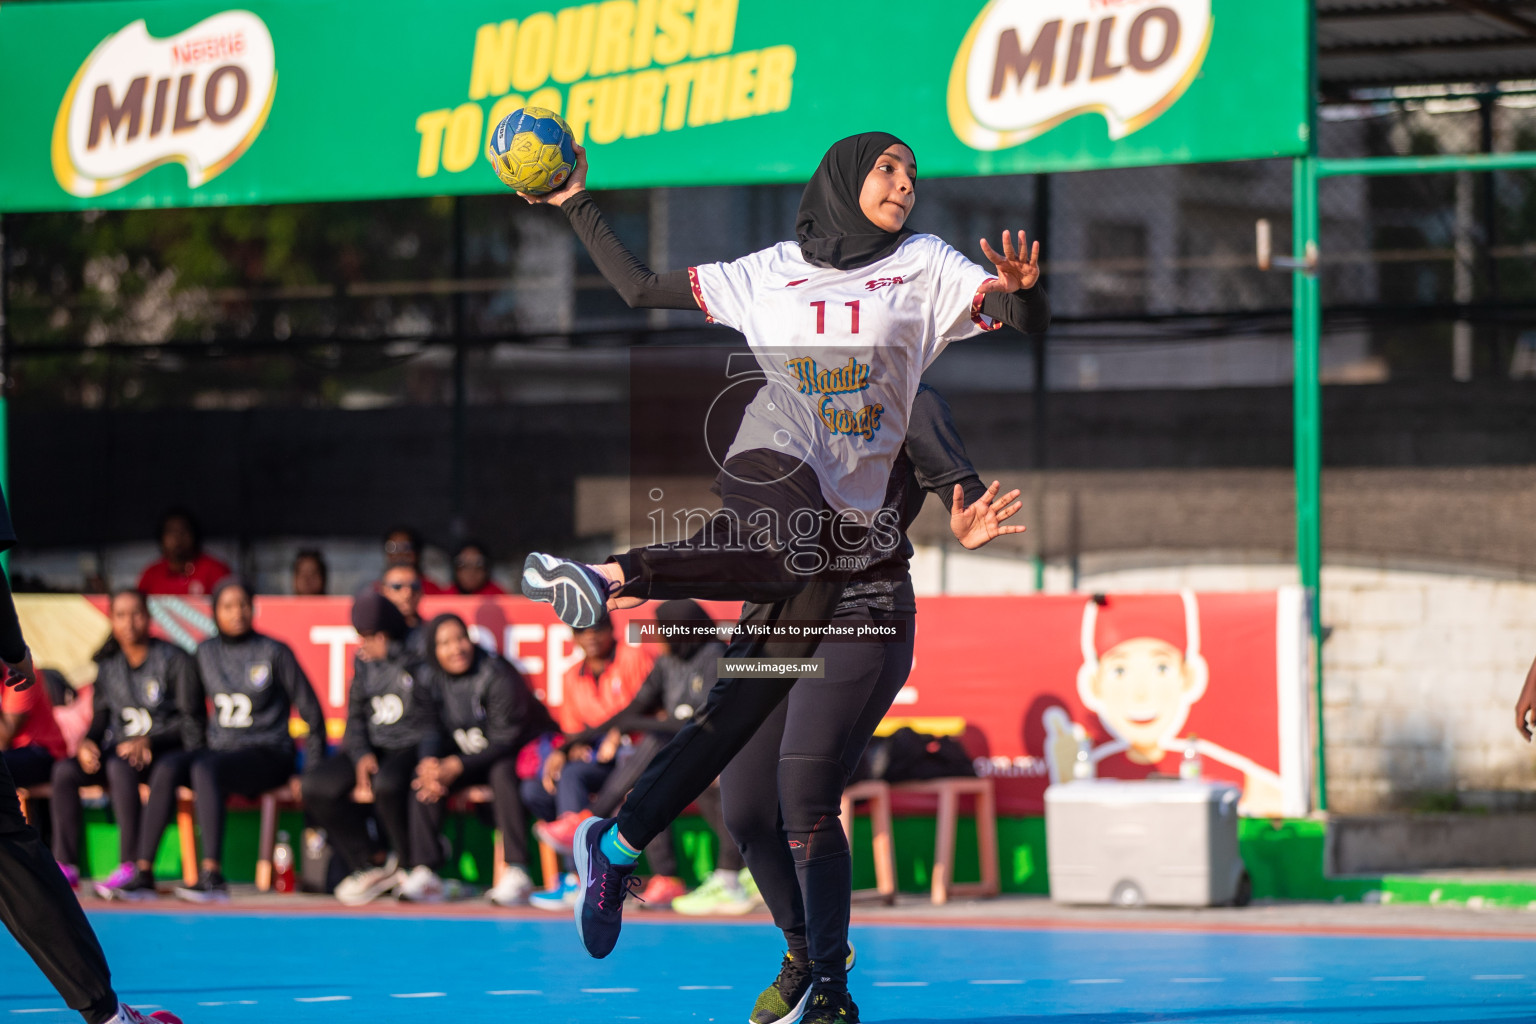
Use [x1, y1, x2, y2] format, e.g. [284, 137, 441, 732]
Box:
[1077, 591, 1208, 764]
[1044, 590, 1286, 817]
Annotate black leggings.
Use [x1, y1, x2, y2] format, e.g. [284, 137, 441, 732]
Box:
[302, 749, 417, 874]
[408, 756, 527, 871]
[0, 753, 119, 1024]
[719, 605, 914, 985]
[590, 734, 743, 876]
[187, 746, 295, 864]
[612, 450, 858, 850]
[51, 750, 191, 867]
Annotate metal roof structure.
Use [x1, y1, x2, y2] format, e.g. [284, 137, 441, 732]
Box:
[1319, 0, 1536, 92]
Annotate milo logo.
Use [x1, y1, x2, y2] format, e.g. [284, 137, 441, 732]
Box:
[948, 0, 1211, 151]
[51, 11, 276, 197]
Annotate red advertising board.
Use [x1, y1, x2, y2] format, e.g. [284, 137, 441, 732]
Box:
[79, 589, 1310, 819]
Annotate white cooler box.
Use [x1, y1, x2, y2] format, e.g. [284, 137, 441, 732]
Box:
[1044, 779, 1248, 907]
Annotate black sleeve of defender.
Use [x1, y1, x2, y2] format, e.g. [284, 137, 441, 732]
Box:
[0, 569, 27, 666]
[980, 281, 1051, 335]
[562, 192, 700, 310]
[905, 384, 988, 506]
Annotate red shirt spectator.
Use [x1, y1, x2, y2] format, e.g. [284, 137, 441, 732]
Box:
[557, 634, 653, 735]
[2, 676, 67, 760]
[139, 508, 230, 595]
[138, 552, 230, 595]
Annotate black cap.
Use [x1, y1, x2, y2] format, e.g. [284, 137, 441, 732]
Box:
[351, 587, 408, 640]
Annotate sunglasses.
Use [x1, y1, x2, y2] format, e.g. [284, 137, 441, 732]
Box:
[384, 581, 422, 593]
[454, 557, 486, 569]
[384, 540, 415, 555]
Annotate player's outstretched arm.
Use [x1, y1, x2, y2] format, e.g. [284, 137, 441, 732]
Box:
[977, 230, 1051, 334]
[519, 144, 700, 313]
[1516, 654, 1536, 740]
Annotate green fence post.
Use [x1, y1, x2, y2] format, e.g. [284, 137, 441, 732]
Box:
[1293, 154, 1324, 812]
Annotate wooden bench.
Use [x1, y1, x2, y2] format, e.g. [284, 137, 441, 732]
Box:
[838, 717, 1000, 906]
[176, 782, 298, 891]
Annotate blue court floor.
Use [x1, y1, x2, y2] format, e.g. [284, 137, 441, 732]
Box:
[4, 908, 1536, 1023]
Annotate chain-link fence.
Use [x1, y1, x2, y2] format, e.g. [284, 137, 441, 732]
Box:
[6, 83, 1536, 589]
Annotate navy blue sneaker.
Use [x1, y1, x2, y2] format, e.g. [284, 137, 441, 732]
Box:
[522, 553, 613, 629]
[572, 815, 641, 959]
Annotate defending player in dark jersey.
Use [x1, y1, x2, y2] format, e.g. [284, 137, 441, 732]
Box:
[176, 576, 325, 902]
[51, 589, 201, 900]
[302, 588, 428, 905]
[0, 484, 182, 1024]
[405, 613, 556, 906]
[723, 383, 1021, 1023]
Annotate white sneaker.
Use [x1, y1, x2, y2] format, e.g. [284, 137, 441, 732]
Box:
[335, 855, 404, 906]
[396, 864, 446, 903]
[488, 864, 535, 907]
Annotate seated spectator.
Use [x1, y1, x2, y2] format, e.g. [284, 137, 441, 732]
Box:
[404, 613, 557, 906]
[137, 509, 230, 596]
[2, 648, 65, 791]
[380, 563, 428, 656]
[557, 599, 755, 914]
[383, 526, 445, 594]
[524, 612, 651, 911]
[291, 549, 327, 596]
[51, 590, 199, 899]
[176, 577, 325, 903]
[302, 590, 425, 906]
[448, 541, 506, 596]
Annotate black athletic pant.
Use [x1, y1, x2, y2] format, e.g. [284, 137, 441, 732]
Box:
[301, 749, 417, 875]
[409, 756, 528, 871]
[589, 734, 743, 876]
[51, 750, 191, 868]
[187, 746, 295, 864]
[611, 448, 859, 848]
[0, 752, 119, 1024]
[720, 605, 915, 986]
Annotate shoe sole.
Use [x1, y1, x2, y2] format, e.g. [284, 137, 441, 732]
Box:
[522, 553, 607, 629]
[336, 870, 406, 907]
[97, 886, 159, 902]
[173, 888, 229, 904]
[748, 944, 856, 1024]
[572, 815, 605, 956]
[752, 984, 813, 1024]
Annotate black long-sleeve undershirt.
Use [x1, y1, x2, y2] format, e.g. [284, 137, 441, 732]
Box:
[0, 569, 27, 665]
[561, 192, 697, 310]
[561, 190, 1051, 334]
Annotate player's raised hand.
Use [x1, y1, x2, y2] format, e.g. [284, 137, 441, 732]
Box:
[950, 480, 1025, 550]
[519, 142, 588, 208]
[978, 230, 1040, 293]
[1516, 655, 1536, 741]
[2, 649, 36, 692]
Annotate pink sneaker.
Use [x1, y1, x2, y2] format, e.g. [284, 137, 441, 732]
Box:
[99, 862, 137, 889]
[57, 862, 79, 887]
[637, 874, 688, 909]
[112, 1005, 183, 1024]
[534, 810, 592, 855]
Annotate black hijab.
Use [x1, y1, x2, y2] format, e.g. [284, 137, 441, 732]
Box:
[210, 575, 253, 640]
[796, 132, 915, 271]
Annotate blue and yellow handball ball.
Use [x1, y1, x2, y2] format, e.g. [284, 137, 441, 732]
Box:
[487, 106, 577, 195]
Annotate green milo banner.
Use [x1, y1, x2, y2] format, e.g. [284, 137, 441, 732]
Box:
[0, 0, 1311, 211]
